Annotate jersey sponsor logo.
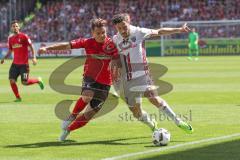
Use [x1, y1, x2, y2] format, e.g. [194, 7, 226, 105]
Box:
[12, 43, 23, 48]
[118, 39, 137, 54]
[119, 40, 131, 49]
[103, 42, 116, 54]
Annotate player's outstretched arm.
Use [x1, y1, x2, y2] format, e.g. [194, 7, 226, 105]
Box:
[39, 42, 71, 54]
[151, 23, 191, 37]
[1, 49, 12, 64]
[29, 44, 37, 65]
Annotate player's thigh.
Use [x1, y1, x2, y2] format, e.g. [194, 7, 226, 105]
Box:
[81, 89, 94, 103]
[81, 76, 97, 102]
[90, 83, 110, 111]
[124, 91, 142, 107]
[9, 64, 20, 81]
[83, 105, 99, 120]
[20, 64, 29, 82]
[124, 75, 153, 106]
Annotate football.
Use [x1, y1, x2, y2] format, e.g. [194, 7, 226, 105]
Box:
[152, 128, 171, 146]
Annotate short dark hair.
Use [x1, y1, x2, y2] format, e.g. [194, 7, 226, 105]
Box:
[112, 13, 130, 25]
[11, 20, 19, 25]
[90, 18, 107, 30]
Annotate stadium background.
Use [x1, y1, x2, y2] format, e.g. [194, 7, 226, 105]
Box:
[1, 0, 240, 57]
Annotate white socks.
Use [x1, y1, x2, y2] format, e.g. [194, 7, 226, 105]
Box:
[160, 100, 181, 125]
[138, 110, 155, 129]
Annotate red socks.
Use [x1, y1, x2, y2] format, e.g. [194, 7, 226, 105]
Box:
[66, 98, 89, 131]
[10, 82, 20, 98]
[72, 98, 87, 115]
[68, 115, 89, 131]
[10, 79, 39, 99]
[26, 78, 39, 85]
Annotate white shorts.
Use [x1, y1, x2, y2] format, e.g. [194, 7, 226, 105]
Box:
[121, 75, 158, 107]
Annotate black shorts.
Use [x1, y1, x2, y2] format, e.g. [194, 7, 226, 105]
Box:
[9, 63, 29, 82]
[81, 76, 110, 109]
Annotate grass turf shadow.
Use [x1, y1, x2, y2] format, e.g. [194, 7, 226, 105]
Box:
[4, 136, 151, 148]
[138, 138, 240, 160]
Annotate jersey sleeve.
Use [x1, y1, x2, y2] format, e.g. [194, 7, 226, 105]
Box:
[70, 38, 87, 49]
[137, 27, 158, 39]
[24, 34, 32, 46]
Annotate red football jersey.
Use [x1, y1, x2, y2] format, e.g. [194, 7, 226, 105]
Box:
[70, 37, 118, 85]
[8, 32, 32, 64]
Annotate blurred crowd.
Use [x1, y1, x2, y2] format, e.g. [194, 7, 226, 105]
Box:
[0, 0, 36, 41]
[0, 1, 9, 41]
[1, 0, 240, 42]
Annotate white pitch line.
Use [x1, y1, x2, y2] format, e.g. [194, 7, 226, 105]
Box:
[103, 133, 240, 160]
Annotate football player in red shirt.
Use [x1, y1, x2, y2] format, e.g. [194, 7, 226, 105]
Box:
[39, 18, 119, 141]
[1, 20, 44, 102]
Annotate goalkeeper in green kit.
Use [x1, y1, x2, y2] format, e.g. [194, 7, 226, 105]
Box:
[188, 28, 199, 61]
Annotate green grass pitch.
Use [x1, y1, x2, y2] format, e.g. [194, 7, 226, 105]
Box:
[0, 56, 240, 160]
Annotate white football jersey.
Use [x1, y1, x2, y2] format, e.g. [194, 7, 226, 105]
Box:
[113, 25, 158, 80]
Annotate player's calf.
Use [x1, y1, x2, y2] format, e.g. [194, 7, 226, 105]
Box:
[9, 79, 21, 100]
[61, 114, 77, 130]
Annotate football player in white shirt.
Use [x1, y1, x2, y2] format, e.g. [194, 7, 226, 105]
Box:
[111, 13, 193, 134]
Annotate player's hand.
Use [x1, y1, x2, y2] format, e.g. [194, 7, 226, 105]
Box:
[39, 47, 47, 54]
[112, 67, 121, 83]
[0, 59, 4, 64]
[32, 58, 37, 65]
[180, 23, 191, 33]
[110, 59, 122, 82]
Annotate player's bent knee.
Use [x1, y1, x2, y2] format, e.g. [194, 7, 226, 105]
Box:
[81, 96, 92, 103]
[144, 90, 158, 99]
[21, 80, 28, 85]
[148, 96, 165, 108]
[83, 110, 97, 120]
[90, 99, 104, 112]
[9, 79, 16, 84]
[81, 90, 94, 103]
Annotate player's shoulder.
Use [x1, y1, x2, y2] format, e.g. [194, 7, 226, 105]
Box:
[113, 33, 119, 39]
[129, 25, 149, 37]
[129, 25, 139, 34]
[84, 37, 96, 44]
[112, 33, 122, 43]
[8, 34, 14, 40]
[72, 37, 90, 44]
[19, 32, 30, 39]
[130, 25, 144, 33]
[19, 32, 27, 37]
